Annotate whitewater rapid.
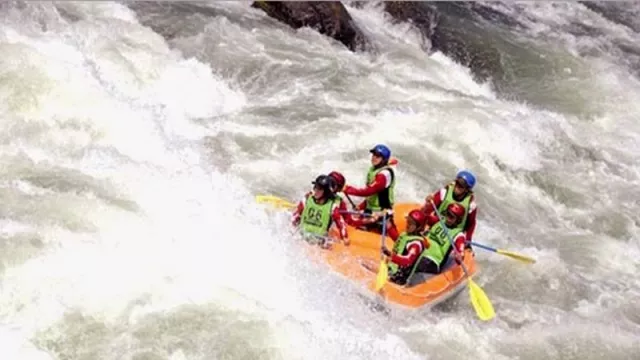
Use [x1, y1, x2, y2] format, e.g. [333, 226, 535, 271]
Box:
[0, 1, 638, 359]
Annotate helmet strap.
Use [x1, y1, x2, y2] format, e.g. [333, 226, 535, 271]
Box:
[453, 187, 472, 201]
[446, 214, 461, 226]
[406, 218, 420, 234]
[373, 160, 388, 170]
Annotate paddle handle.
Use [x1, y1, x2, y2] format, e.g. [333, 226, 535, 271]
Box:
[469, 241, 536, 264]
[380, 212, 387, 254]
[339, 210, 393, 217]
[430, 201, 470, 278]
[344, 194, 358, 209]
[468, 241, 495, 253]
[339, 210, 371, 216]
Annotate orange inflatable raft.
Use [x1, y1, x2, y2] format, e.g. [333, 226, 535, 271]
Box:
[306, 202, 478, 310]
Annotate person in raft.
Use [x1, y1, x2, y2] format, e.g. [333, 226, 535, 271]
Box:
[342, 144, 400, 239]
[328, 170, 379, 230]
[382, 203, 468, 286]
[291, 174, 350, 246]
[420, 169, 478, 242]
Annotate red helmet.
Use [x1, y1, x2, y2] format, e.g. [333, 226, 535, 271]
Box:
[446, 203, 465, 219]
[328, 171, 346, 191]
[406, 209, 427, 227]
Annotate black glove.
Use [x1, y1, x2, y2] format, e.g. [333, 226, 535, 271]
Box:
[382, 247, 392, 257]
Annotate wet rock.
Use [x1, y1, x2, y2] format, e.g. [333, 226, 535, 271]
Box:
[251, 1, 369, 52]
[383, 1, 505, 83]
[580, 1, 640, 33]
[382, 1, 439, 43]
[252, 1, 509, 83]
[348, 1, 369, 10]
[430, 10, 504, 83]
[126, 2, 223, 40]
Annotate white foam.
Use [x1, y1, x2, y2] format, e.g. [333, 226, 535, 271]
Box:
[0, 0, 259, 340]
[0, 326, 53, 360]
[2, 1, 640, 358]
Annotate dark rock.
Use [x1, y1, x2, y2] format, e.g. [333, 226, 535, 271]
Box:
[580, 1, 640, 33]
[382, 1, 505, 83]
[430, 10, 504, 83]
[347, 1, 369, 10]
[251, 1, 509, 83]
[382, 1, 439, 48]
[125, 2, 227, 40]
[466, 2, 527, 30]
[251, 1, 369, 52]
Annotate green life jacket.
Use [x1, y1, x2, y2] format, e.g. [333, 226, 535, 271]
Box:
[387, 233, 425, 281]
[364, 165, 395, 211]
[419, 221, 463, 270]
[437, 182, 473, 231]
[301, 195, 336, 238]
[334, 194, 346, 209]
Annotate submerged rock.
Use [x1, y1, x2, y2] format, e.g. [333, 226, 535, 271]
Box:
[252, 1, 510, 83]
[580, 1, 640, 33]
[382, 1, 439, 45]
[251, 1, 369, 52]
[383, 1, 505, 83]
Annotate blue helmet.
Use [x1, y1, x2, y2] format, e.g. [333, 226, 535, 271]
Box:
[369, 144, 391, 161]
[456, 170, 476, 189]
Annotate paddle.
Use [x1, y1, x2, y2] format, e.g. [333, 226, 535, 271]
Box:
[255, 195, 297, 209]
[255, 195, 372, 218]
[469, 241, 536, 264]
[430, 201, 495, 321]
[374, 212, 389, 292]
[257, 157, 398, 211]
[344, 193, 358, 209]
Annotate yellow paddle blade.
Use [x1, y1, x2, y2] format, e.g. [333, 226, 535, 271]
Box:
[255, 195, 296, 209]
[496, 249, 536, 264]
[468, 278, 495, 321]
[374, 259, 388, 292]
